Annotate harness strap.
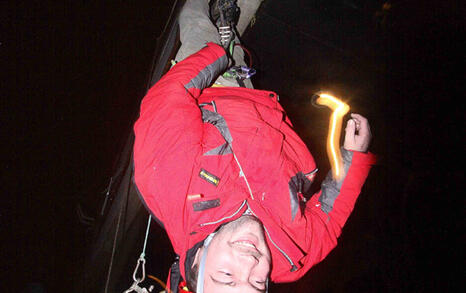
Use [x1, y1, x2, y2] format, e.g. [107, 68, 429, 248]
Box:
[196, 233, 216, 293]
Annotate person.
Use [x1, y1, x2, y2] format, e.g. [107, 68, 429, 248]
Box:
[132, 1, 376, 292]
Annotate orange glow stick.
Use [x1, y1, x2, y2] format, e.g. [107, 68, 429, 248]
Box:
[315, 93, 350, 180]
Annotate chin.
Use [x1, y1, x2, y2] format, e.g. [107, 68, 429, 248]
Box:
[243, 214, 263, 224]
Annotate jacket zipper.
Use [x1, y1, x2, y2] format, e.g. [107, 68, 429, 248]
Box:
[198, 102, 297, 271]
[245, 202, 297, 271]
[199, 200, 297, 271]
[263, 225, 297, 271]
[199, 200, 247, 227]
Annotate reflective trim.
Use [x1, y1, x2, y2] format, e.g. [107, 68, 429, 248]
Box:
[304, 168, 318, 176]
[288, 171, 315, 221]
[289, 185, 299, 222]
[193, 199, 221, 212]
[319, 148, 353, 214]
[263, 224, 297, 272]
[200, 108, 233, 144]
[199, 200, 247, 227]
[185, 55, 228, 90]
[245, 202, 297, 272]
[203, 142, 232, 156]
[200, 105, 255, 199]
[200, 107, 234, 156]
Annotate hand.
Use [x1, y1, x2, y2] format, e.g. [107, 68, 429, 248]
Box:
[343, 113, 372, 153]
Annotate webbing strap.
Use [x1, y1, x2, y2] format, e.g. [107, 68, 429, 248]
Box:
[196, 233, 216, 293]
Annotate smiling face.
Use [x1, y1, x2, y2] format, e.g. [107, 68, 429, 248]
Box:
[193, 215, 272, 293]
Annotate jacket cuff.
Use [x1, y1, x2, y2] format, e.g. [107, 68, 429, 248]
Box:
[347, 150, 377, 165]
[182, 42, 229, 92]
[205, 42, 227, 58]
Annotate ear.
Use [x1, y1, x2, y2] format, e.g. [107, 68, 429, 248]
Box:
[192, 246, 204, 268]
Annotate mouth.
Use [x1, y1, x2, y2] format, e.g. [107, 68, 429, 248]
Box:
[231, 234, 263, 257]
[232, 240, 257, 249]
[231, 240, 262, 259]
[232, 233, 259, 248]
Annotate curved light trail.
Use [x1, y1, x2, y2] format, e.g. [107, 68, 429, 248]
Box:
[315, 93, 350, 180]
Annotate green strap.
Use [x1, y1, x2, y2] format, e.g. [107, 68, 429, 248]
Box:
[229, 40, 235, 55]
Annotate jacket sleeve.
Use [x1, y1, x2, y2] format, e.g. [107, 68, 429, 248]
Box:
[293, 148, 376, 280]
[133, 43, 228, 234]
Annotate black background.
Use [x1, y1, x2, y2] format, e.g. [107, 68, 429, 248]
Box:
[2, 0, 463, 292]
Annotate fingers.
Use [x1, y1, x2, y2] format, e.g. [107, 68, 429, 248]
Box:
[345, 118, 356, 136]
[350, 113, 365, 120]
[350, 113, 371, 136]
[343, 119, 356, 150]
[344, 113, 372, 152]
[351, 113, 370, 131]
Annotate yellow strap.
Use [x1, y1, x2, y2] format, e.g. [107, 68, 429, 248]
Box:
[211, 83, 225, 87]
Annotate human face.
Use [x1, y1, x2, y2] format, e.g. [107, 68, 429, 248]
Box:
[197, 215, 271, 293]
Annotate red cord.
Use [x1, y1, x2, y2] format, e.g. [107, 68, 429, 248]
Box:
[235, 44, 253, 68]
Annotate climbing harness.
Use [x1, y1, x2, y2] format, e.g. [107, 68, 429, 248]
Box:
[222, 40, 256, 85]
[123, 215, 155, 293]
[224, 65, 256, 80]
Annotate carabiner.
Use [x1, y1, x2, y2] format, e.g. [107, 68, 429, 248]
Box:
[132, 256, 146, 283]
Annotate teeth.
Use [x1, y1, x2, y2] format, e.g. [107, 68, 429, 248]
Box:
[234, 241, 256, 249]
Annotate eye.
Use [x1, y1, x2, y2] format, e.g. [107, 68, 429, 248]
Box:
[254, 280, 266, 289]
[215, 271, 233, 279]
[213, 271, 235, 285]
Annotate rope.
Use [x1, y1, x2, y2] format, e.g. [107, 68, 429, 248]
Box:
[234, 44, 253, 67]
[104, 163, 133, 292]
[147, 275, 170, 292]
[104, 195, 125, 293]
[122, 214, 153, 292]
[140, 215, 152, 258]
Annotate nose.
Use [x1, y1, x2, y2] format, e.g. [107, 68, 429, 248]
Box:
[235, 253, 269, 288]
[239, 252, 259, 265]
[235, 251, 262, 278]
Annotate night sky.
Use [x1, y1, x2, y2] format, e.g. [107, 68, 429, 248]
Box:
[2, 1, 463, 292]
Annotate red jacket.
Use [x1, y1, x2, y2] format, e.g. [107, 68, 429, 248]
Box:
[133, 43, 376, 288]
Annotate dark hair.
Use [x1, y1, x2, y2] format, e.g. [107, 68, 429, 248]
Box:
[185, 263, 199, 292]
